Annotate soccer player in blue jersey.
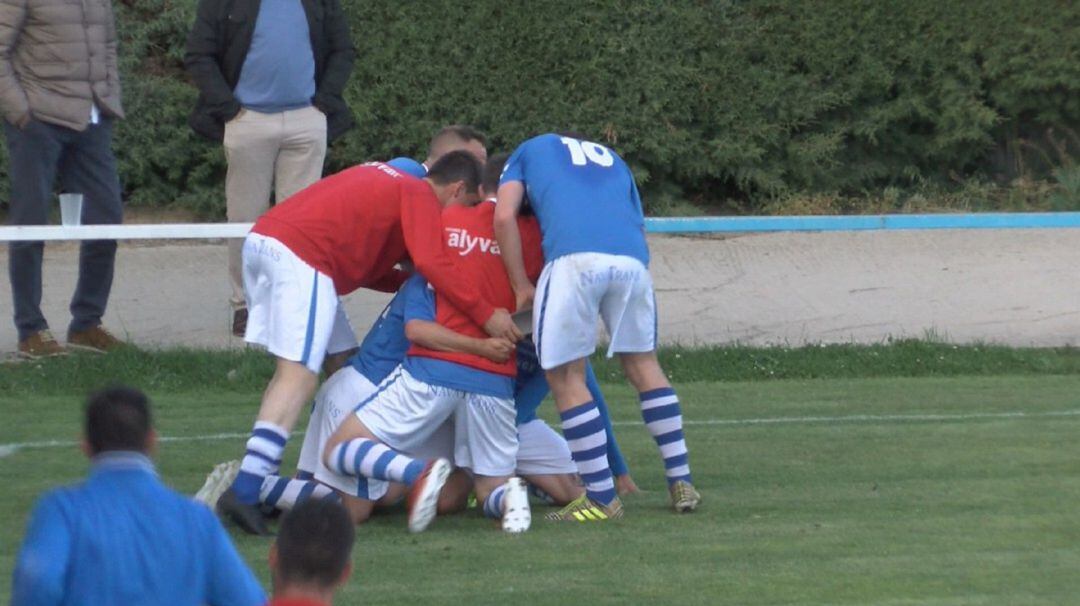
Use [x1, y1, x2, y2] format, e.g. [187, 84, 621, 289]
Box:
[494, 133, 701, 520]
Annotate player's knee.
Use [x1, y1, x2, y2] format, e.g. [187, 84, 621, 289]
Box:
[619, 352, 668, 391]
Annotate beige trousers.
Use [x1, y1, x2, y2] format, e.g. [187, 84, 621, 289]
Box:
[224, 105, 327, 309]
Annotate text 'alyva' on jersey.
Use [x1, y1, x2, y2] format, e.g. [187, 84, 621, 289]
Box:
[500, 133, 650, 266]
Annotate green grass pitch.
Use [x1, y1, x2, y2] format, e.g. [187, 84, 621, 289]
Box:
[3, 351, 1080, 604]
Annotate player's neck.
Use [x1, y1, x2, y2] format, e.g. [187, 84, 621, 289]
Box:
[274, 583, 335, 605]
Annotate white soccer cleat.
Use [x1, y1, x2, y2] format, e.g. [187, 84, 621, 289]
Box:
[501, 477, 531, 534]
[407, 458, 451, 533]
[194, 460, 240, 507]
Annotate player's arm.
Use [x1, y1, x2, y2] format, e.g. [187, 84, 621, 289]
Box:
[402, 276, 513, 363]
[400, 187, 518, 340]
[405, 319, 514, 363]
[11, 495, 72, 605]
[493, 181, 535, 311]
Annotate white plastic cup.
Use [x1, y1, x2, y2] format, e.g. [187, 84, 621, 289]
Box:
[59, 193, 83, 226]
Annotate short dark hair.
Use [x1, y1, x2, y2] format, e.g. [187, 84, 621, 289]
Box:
[427, 150, 482, 193]
[428, 125, 486, 158]
[84, 386, 153, 454]
[276, 499, 355, 589]
[482, 152, 510, 195]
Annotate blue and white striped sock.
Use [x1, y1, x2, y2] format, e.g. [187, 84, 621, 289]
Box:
[259, 475, 339, 511]
[325, 438, 427, 486]
[640, 387, 692, 486]
[233, 421, 289, 504]
[560, 401, 617, 506]
[483, 483, 508, 519]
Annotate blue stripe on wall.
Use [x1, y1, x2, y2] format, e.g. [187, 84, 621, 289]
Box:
[644, 212, 1080, 234]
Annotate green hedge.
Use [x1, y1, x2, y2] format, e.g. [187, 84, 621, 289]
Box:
[1, 0, 1078, 215]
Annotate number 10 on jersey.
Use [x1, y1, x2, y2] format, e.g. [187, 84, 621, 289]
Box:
[560, 137, 615, 167]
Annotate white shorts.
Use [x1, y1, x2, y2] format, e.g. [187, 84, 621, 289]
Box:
[298, 366, 456, 501]
[534, 252, 657, 369]
[242, 234, 357, 373]
[515, 419, 577, 476]
[356, 366, 518, 478]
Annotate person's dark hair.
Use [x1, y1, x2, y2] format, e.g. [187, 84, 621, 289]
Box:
[428, 125, 486, 157]
[84, 386, 153, 454]
[276, 499, 355, 589]
[481, 152, 510, 195]
[427, 150, 482, 193]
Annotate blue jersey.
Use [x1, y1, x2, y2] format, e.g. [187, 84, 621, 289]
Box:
[386, 157, 427, 178]
[402, 278, 514, 398]
[347, 275, 426, 385]
[500, 133, 649, 265]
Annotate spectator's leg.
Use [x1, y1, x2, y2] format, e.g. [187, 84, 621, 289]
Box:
[224, 110, 279, 310]
[4, 119, 64, 341]
[273, 106, 326, 201]
[61, 118, 123, 334]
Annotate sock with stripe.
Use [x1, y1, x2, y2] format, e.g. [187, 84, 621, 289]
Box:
[640, 387, 692, 486]
[482, 483, 508, 519]
[259, 476, 340, 511]
[560, 401, 617, 506]
[233, 421, 289, 504]
[325, 438, 427, 486]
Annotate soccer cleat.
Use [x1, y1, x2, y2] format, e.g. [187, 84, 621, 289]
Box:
[216, 487, 272, 536]
[544, 493, 623, 522]
[501, 477, 531, 533]
[406, 458, 451, 533]
[194, 460, 240, 507]
[670, 480, 702, 513]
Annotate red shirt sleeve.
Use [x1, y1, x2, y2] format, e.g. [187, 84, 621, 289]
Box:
[399, 184, 497, 327]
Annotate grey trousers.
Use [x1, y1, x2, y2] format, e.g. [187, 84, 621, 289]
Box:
[4, 117, 123, 341]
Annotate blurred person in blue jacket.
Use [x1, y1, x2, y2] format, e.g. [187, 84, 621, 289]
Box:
[11, 386, 266, 606]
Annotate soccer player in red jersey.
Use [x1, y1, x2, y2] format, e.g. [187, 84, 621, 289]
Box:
[218, 151, 522, 534]
[322, 156, 545, 534]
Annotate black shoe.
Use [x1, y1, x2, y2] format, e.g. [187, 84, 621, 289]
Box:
[216, 488, 271, 536]
[232, 308, 248, 338]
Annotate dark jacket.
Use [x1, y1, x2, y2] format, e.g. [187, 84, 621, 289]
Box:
[184, 0, 356, 142]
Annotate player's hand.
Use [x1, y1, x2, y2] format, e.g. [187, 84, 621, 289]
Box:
[479, 337, 515, 363]
[514, 283, 536, 312]
[615, 474, 640, 496]
[13, 113, 31, 130]
[484, 308, 523, 342]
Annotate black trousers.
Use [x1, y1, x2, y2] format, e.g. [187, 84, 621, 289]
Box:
[4, 117, 123, 341]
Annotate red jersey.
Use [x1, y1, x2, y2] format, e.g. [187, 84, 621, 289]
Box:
[251, 162, 495, 327]
[407, 200, 544, 376]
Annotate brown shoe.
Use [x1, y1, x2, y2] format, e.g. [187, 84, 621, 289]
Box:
[67, 325, 125, 353]
[232, 307, 248, 338]
[18, 330, 68, 359]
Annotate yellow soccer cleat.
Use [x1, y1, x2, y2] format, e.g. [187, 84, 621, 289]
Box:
[670, 480, 701, 513]
[545, 493, 624, 522]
